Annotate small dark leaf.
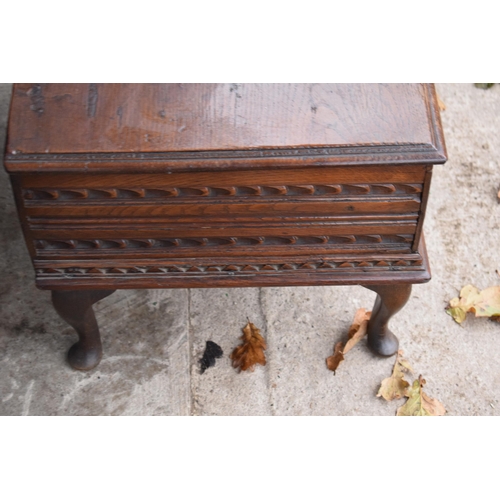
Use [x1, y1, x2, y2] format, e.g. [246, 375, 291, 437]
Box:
[475, 83, 495, 89]
[200, 340, 224, 374]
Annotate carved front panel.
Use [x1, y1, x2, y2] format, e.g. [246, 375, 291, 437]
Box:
[13, 165, 430, 287]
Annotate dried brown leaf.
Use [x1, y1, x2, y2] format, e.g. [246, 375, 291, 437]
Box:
[446, 284, 500, 323]
[230, 321, 267, 372]
[377, 350, 413, 401]
[326, 341, 345, 374]
[344, 308, 371, 354]
[396, 375, 446, 416]
[325, 308, 371, 374]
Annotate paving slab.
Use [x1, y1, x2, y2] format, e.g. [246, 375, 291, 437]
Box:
[1, 82, 500, 415]
[261, 285, 405, 416]
[190, 288, 271, 416]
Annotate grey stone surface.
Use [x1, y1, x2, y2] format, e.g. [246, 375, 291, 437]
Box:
[190, 288, 271, 415]
[1, 82, 500, 415]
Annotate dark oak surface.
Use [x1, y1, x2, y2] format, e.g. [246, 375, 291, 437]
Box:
[5, 84, 446, 172]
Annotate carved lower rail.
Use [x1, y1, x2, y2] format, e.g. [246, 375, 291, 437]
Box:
[33, 243, 430, 289]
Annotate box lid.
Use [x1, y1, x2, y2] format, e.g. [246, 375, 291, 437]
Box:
[4, 83, 447, 173]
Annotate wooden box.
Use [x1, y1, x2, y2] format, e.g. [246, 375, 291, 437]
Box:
[4, 83, 447, 369]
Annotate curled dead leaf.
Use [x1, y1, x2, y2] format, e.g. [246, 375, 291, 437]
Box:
[377, 350, 413, 401]
[344, 308, 371, 354]
[326, 308, 371, 374]
[396, 375, 446, 416]
[326, 341, 344, 374]
[446, 284, 500, 324]
[230, 321, 267, 372]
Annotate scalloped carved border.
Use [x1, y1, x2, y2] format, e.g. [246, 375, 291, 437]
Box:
[35, 234, 414, 251]
[35, 257, 425, 277]
[23, 183, 423, 201]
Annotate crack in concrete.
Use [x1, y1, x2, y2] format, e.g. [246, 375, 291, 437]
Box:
[187, 288, 196, 416]
[258, 287, 275, 416]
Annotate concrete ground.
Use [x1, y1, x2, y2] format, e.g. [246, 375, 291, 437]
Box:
[0, 83, 499, 416]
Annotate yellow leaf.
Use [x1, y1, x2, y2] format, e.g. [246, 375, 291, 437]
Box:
[446, 285, 500, 323]
[230, 321, 267, 372]
[446, 306, 467, 324]
[326, 341, 344, 374]
[473, 287, 500, 317]
[396, 375, 446, 416]
[377, 350, 413, 401]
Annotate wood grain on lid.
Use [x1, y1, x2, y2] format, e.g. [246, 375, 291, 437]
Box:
[4, 84, 447, 171]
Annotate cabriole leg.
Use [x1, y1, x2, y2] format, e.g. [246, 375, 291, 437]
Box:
[52, 290, 116, 370]
[362, 284, 412, 356]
